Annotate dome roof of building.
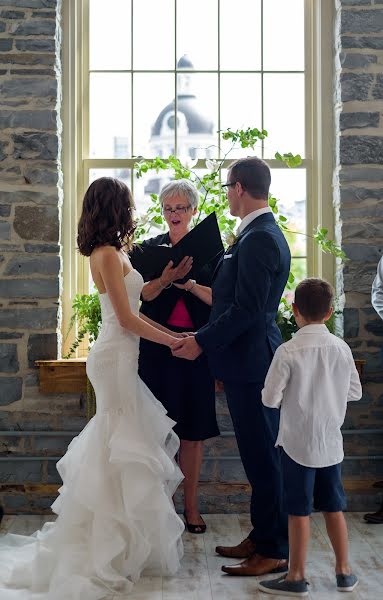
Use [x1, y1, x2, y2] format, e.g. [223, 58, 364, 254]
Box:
[151, 55, 215, 137]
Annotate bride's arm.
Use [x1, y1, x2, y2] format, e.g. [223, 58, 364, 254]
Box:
[139, 313, 189, 338]
[98, 249, 176, 347]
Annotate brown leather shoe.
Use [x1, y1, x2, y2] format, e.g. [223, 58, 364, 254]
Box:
[215, 537, 256, 559]
[221, 553, 288, 576]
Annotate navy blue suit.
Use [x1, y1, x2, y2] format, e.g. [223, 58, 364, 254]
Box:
[195, 212, 291, 559]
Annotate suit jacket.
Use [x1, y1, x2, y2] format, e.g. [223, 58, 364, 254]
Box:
[195, 213, 291, 383]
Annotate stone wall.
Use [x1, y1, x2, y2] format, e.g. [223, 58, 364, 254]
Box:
[335, 0, 383, 437]
[0, 0, 61, 411]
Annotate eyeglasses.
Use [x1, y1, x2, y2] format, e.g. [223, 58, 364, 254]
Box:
[222, 182, 237, 188]
[163, 205, 191, 215]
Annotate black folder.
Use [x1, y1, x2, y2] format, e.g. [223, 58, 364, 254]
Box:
[130, 212, 224, 281]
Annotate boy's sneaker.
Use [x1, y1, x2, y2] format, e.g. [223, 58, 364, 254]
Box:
[258, 575, 309, 597]
[336, 573, 359, 592]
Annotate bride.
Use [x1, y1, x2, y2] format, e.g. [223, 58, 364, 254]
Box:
[0, 177, 192, 599]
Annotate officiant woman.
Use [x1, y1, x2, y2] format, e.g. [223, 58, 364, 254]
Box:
[136, 179, 220, 534]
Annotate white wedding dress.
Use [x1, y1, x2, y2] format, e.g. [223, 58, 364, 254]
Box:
[0, 269, 184, 599]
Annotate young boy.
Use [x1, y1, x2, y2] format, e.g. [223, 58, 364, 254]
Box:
[258, 278, 362, 597]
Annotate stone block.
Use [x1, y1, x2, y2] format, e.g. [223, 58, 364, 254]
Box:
[340, 136, 383, 164]
[0, 110, 56, 130]
[0, 459, 42, 483]
[10, 20, 55, 36]
[15, 38, 55, 53]
[24, 243, 60, 253]
[373, 74, 383, 99]
[340, 53, 377, 69]
[0, 344, 19, 373]
[342, 243, 381, 262]
[0, 39, 13, 51]
[23, 165, 58, 185]
[0, 377, 22, 405]
[4, 255, 60, 276]
[47, 460, 62, 484]
[0, 190, 57, 205]
[14, 205, 59, 242]
[340, 186, 383, 203]
[0, 333, 23, 339]
[0, 140, 7, 161]
[340, 112, 379, 130]
[339, 167, 383, 183]
[0, 78, 56, 99]
[13, 132, 58, 160]
[343, 308, 359, 338]
[0, 21, 5, 32]
[340, 73, 373, 102]
[0, 10, 25, 18]
[341, 204, 383, 219]
[0, 53, 55, 66]
[0, 0, 56, 6]
[0, 278, 59, 299]
[27, 333, 57, 367]
[342, 36, 383, 49]
[0, 205, 10, 217]
[365, 319, 383, 336]
[0, 221, 10, 240]
[341, 9, 383, 34]
[341, 0, 373, 4]
[0, 307, 57, 329]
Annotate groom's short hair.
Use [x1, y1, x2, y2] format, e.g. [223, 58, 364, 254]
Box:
[229, 157, 271, 200]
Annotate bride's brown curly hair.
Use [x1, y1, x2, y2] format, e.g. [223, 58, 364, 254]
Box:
[77, 177, 136, 257]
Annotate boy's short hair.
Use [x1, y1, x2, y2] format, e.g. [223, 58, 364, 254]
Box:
[294, 278, 334, 321]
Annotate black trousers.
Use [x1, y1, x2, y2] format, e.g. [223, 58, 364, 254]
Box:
[224, 381, 288, 559]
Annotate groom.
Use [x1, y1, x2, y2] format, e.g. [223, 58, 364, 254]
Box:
[172, 157, 290, 575]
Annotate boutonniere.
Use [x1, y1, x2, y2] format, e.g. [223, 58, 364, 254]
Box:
[225, 231, 240, 252]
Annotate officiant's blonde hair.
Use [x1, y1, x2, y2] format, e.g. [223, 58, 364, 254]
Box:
[159, 179, 199, 210]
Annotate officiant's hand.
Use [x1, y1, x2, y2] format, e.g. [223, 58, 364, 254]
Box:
[160, 256, 193, 287]
[171, 336, 202, 360]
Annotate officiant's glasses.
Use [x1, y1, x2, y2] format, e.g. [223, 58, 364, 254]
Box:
[163, 205, 191, 215]
[222, 181, 236, 188]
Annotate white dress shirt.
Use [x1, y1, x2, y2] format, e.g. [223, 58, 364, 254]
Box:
[237, 207, 272, 235]
[262, 324, 362, 468]
[372, 256, 383, 320]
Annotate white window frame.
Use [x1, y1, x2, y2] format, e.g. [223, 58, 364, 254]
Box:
[61, 0, 335, 357]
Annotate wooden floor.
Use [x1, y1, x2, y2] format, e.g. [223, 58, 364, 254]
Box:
[1, 512, 383, 599]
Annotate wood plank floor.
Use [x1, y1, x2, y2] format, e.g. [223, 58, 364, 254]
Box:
[1, 513, 383, 599]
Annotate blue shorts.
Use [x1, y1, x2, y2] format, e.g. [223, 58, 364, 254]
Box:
[281, 449, 347, 516]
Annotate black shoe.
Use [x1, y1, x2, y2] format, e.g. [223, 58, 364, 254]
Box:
[0, 505, 4, 524]
[183, 511, 207, 534]
[364, 510, 383, 524]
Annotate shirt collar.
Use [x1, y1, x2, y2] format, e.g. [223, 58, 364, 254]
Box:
[237, 207, 272, 235]
[295, 324, 330, 336]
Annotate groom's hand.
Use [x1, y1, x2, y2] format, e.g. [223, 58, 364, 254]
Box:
[171, 336, 202, 360]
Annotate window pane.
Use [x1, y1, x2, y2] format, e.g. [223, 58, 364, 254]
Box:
[220, 74, 262, 156]
[290, 258, 307, 286]
[270, 168, 306, 260]
[263, 0, 304, 71]
[263, 74, 305, 158]
[220, 0, 261, 71]
[89, 74, 131, 158]
[133, 0, 174, 70]
[133, 73, 174, 158]
[89, 0, 131, 70]
[177, 0, 217, 70]
[176, 73, 218, 160]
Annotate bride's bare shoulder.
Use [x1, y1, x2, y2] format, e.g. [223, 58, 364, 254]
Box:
[91, 246, 123, 271]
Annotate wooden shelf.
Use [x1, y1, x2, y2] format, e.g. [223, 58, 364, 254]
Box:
[35, 359, 87, 393]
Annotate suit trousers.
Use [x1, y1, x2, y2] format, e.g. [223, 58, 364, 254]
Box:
[223, 381, 288, 559]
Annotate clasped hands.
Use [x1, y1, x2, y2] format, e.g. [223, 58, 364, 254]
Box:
[170, 333, 202, 360]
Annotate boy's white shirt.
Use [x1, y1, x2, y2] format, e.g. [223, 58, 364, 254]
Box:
[261, 324, 362, 468]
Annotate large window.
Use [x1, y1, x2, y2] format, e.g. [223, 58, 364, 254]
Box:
[62, 0, 334, 355]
